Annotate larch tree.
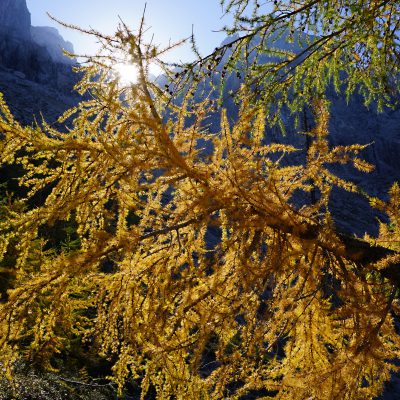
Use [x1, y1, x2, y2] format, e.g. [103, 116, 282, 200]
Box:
[0, 1, 400, 399]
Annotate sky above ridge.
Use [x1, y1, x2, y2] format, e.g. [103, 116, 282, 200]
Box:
[26, 0, 234, 65]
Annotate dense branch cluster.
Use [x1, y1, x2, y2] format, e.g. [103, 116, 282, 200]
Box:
[170, 0, 399, 129]
[0, 1, 399, 399]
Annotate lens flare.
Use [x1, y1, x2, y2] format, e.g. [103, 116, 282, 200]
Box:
[114, 63, 138, 85]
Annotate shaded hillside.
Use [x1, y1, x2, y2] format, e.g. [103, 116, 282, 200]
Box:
[0, 0, 80, 125]
[0, 65, 80, 125]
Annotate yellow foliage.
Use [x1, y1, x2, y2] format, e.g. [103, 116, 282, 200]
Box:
[0, 19, 399, 400]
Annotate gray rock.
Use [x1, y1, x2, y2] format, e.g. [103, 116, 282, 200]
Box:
[0, 32, 78, 90]
[0, 0, 31, 39]
[13, 70, 25, 79]
[0, 0, 80, 123]
[0, 0, 79, 90]
[0, 68, 80, 125]
[31, 26, 75, 64]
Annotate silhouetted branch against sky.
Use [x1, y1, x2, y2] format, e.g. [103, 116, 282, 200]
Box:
[26, 0, 238, 64]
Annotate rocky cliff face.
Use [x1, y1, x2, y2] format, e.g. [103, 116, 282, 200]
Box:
[0, 0, 81, 123]
[0, 34, 77, 90]
[0, 0, 31, 39]
[0, 64, 80, 125]
[31, 25, 75, 64]
[0, 0, 78, 92]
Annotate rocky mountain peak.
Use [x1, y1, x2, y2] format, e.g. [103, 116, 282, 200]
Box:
[0, 0, 31, 39]
[31, 26, 75, 64]
[0, 0, 81, 124]
[0, 0, 79, 91]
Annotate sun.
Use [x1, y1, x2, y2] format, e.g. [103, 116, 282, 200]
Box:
[114, 63, 139, 85]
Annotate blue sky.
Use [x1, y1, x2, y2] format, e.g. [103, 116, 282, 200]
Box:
[26, 0, 233, 64]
